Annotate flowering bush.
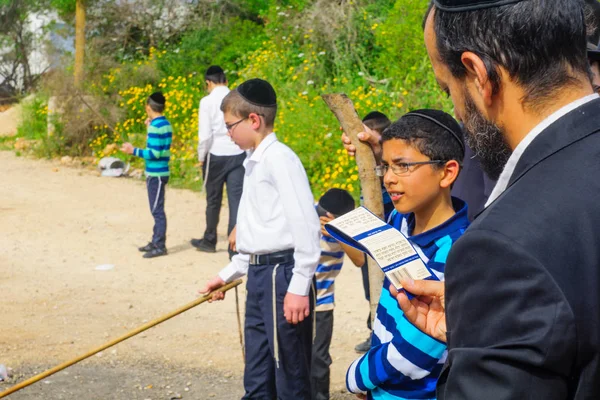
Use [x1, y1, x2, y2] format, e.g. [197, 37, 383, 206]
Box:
[28, 0, 453, 199]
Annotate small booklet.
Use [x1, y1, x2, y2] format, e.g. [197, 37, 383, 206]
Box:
[324, 206, 436, 291]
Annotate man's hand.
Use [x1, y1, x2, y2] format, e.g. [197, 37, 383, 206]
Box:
[392, 279, 447, 343]
[319, 213, 335, 237]
[228, 226, 237, 252]
[283, 292, 310, 324]
[120, 142, 134, 155]
[198, 276, 227, 302]
[341, 125, 383, 163]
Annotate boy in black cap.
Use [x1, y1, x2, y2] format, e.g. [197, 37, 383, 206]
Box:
[121, 92, 173, 258]
[312, 188, 355, 400]
[192, 65, 245, 257]
[199, 79, 321, 399]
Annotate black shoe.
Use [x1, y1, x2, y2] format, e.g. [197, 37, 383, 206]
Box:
[190, 238, 203, 249]
[354, 333, 372, 353]
[138, 242, 155, 252]
[191, 238, 216, 253]
[143, 247, 167, 258]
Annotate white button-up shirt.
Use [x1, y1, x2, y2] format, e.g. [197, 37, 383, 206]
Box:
[218, 133, 321, 296]
[197, 85, 244, 161]
[485, 93, 600, 207]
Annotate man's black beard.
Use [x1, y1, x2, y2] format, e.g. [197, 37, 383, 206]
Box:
[462, 93, 512, 181]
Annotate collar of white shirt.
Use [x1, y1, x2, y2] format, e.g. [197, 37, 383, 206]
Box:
[485, 93, 600, 207]
[245, 132, 278, 166]
[209, 85, 229, 97]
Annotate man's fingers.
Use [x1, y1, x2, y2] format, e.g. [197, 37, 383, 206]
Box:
[292, 310, 300, 324]
[396, 290, 416, 319]
[400, 279, 444, 298]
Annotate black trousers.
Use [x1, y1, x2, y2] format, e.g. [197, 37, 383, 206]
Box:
[311, 310, 333, 400]
[243, 262, 313, 400]
[202, 153, 245, 252]
[146, 176, 168, 248]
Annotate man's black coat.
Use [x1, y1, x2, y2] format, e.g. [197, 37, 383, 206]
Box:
[438, 98, 600, 399]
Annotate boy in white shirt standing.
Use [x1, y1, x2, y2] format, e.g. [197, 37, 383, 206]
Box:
[200, 78, 321, 399]
[192, 65, 245, 258]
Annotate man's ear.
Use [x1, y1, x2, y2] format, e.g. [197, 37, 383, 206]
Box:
[440, 159, 461, 189]
[460, 51, 494, 107]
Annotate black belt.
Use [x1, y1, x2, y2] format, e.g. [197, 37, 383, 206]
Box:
[249, 249, 294, 266]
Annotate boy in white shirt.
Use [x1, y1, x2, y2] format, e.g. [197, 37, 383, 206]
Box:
[192, 65, 245, 258]
[200, 78, 321, 399]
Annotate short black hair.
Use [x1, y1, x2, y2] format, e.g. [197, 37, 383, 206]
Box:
[430, 0, 590, 110]
[362, 111, 391, 134]
[205, 65, 227, 84]
[382, 109, 464, 165]
[147, 92, 165, 113]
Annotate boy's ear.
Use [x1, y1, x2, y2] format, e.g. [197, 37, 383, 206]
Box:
[439, 159, 461, 189]
[248, 113, 262, 129]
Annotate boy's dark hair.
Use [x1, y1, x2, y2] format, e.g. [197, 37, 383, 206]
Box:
[220, 80, 277, 127]
[382, 109, 465, 165]
[428, 0, 589, 110]
[147, 92, 165, 113]
[362, 111, 391, 134]
[318, 188, 355, 217]
[205, 65, 227, 84]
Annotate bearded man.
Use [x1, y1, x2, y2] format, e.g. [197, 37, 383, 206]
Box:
[400, 0, 600, 398]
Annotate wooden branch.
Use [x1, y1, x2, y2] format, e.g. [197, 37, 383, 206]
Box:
[322, 93, 384, 325]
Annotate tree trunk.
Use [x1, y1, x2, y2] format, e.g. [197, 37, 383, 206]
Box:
[321, 93, 385, 326]
[74, 0, 85, 87]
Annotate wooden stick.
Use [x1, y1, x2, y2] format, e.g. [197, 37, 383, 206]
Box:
[0, 279, 243, 399]
[321, 93, 385, 325]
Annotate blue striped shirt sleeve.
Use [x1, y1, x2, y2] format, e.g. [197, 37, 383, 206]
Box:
[346, 313, 447, 393]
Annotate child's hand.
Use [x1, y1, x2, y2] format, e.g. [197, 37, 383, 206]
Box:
[144, 118, 151, 126]
[341, 125, 382, 163]
[228, 226, 237, 252]
[283, 292, 310, 324]
[120, 142, 134, 155]
[319, 213, 334, 237]
[198, 276, 227, 302]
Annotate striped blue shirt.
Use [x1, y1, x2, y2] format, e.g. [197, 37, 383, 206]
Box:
[315, 235, 345, 311]
[133, 116, 173, 177]
[346, 197, 469, 400]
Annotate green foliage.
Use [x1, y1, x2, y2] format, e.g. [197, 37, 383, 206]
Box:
[22, 0, 454, 197]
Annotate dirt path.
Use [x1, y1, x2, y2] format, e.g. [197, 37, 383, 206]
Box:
[0, 151, 370, 399]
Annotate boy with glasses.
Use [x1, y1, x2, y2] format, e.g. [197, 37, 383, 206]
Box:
[346, 109, 470, 400]
[200, 79, 321, 399]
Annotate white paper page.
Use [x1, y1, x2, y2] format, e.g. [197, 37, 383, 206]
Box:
[358, 228, 416, 267]
[326, 206, 386, 238]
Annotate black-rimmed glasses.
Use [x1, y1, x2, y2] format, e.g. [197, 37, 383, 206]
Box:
[375, 161, 445, 177]
[225, 117, 247, 132]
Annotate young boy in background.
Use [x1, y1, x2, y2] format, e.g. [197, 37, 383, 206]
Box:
[312, 188, 356, 400]
[346, 109, 469, 400]
[121, 92, 172, 259]
[199, 78, 321, 400]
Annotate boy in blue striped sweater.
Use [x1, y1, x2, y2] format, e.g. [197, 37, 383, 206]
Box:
[121, 92, 173, 258]
[312, 188, 356, 400]
[346, 109, 469, 400]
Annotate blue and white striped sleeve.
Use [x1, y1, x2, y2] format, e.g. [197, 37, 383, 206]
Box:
[346, 313, 447, 394]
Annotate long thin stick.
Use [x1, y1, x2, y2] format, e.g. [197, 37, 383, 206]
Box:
[0, 279, 243, 399]
[322, 93, 385, 326]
